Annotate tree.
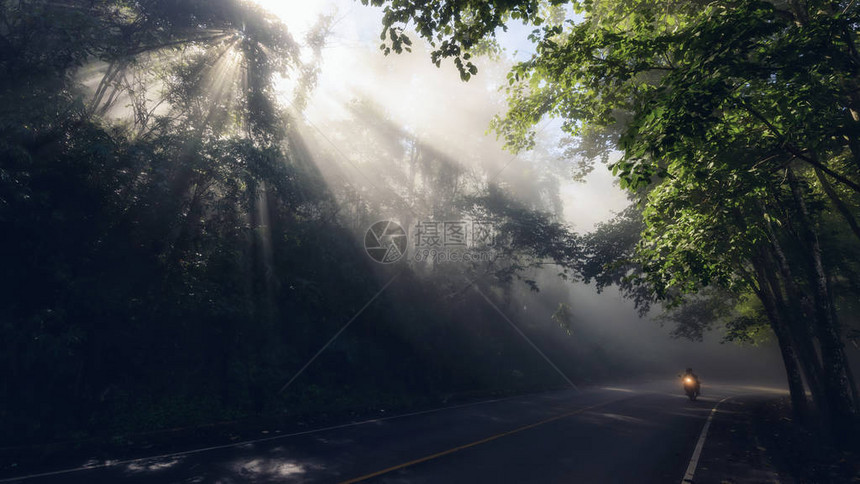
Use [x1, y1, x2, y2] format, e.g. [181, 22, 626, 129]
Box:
[0, 0, 593, 445]
[0, 0, 338, 441]
[365, 0, 860, 444]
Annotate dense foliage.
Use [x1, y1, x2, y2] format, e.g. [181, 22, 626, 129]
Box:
[0, 0, 613, 447]
[368, 0, 860, 444]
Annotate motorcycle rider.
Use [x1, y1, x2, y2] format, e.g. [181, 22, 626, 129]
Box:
[682, 368, 701, 396]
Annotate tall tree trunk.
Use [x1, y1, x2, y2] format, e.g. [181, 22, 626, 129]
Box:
[756, 201, 828, 403]
[787, 167, 857, 443]
[814, 167, 860, 244]
[737, 202, 826, 417]
[750, 255, 808, 421]
[759, 248, 827, 407]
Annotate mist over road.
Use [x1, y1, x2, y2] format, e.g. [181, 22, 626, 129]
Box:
[5, 380, 788, 484]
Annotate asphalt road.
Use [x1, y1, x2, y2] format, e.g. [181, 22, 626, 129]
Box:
[2, 380, 788, 483]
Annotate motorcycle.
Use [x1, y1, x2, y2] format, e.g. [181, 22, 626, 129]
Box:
[683, 376, 699, 401]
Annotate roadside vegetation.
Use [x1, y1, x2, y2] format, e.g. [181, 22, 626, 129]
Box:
[364, 0, 860, 445]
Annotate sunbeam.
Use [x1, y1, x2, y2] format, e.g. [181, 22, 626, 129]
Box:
[5, 2, 859, 482]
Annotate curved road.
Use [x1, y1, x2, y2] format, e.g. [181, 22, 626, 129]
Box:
[2, 380, 787, 483]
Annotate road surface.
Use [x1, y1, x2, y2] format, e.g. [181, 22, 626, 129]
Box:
[1, 380, 788, 483]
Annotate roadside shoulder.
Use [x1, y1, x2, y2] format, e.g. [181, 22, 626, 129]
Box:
[690, 395, 787, 484]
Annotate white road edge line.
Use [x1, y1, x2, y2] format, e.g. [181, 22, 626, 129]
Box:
[681, 396, 732, 484]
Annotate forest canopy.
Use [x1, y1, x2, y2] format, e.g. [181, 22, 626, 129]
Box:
[365, 0, 860, 443]
[0, 0, 596, 447]
[1, 0, 859, 454]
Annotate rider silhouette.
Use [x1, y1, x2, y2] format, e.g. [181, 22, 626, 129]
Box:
[683, 368, 701, 395]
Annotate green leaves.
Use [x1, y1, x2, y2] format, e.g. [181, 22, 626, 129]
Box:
[366, 0, 556, 78]
[364, 1, 860, 306]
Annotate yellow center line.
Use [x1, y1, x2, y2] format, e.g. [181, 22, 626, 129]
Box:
[339, 395, 637, 483]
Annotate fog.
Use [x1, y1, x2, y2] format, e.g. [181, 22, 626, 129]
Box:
[15, 3, 860, 473]
[258, 0, 788, 389]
